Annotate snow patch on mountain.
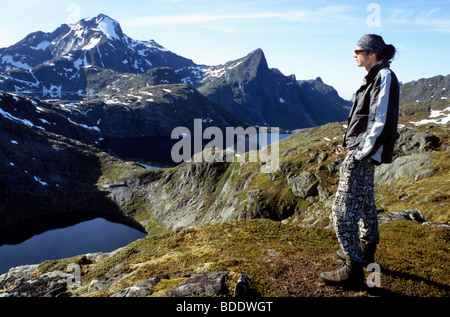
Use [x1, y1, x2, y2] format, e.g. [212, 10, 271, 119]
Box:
[82, 37, 102, 50]
[94, 16, 120, 40]
[1, 55, 31, 70]
[411, 106, 450, 126]
[30, 41, 51, 51]
[0, 107, 44, 130]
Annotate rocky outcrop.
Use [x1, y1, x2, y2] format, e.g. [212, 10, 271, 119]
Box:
[374, 153, 434, 186]
[378, 208, 426, 224]
[197, 49, 351, 130]
[0, 250, 232, 297]
[394, 127, 441, 157]
[400, 74, 449, 103]
[287, 171, 319, 199]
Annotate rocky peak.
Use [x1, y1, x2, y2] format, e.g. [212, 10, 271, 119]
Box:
[80, 14, 124, 40]
[52, 14, 124, 55]
[0, 13, 192, 74]
[239, 48, 269, 79]
[0, 14, 196, 98]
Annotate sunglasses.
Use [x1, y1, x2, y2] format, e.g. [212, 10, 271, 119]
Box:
[354, 49, 369, 55]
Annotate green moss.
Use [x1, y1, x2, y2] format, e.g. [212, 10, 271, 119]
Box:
[39, 255, 91, 275]
[150, 278, 187, 297]
[123, 195, 147, 216]
[96, 153, 141, 184]
[377, 221, 450, 296]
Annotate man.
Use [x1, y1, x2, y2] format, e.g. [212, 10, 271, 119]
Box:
[319, 34, 399, 287]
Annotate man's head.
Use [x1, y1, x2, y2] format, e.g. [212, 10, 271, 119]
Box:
[354, 46, 378, 71]
[354, 34, 396, 71]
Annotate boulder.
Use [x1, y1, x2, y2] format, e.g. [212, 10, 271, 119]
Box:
[375, 153, 433, 186]
[163, 271, 229, 297]
[111, 273, 170, 297]
[378, 209, 426, 224]
[288, 171, 319, 199]
[0, 264, 39, 291]
[395, 129, 440, 157]
[0, 269, 69, 297]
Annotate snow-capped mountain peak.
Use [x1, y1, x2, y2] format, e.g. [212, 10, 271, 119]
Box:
[0, 14, 195, 98]
[0, 13, 193, 73]
[93, 14, 122, 40]
[69, 14, 123, 41]
[54, 14, 125, 55]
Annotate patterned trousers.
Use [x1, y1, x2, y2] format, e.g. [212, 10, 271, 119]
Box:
[332, 150, 380, 263]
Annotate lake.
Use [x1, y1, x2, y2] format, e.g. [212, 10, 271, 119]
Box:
[0, 217, 146, 275]
[99, 132, 293, 168]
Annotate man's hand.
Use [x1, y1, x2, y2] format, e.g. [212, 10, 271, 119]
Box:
[335, 145, 346, 154]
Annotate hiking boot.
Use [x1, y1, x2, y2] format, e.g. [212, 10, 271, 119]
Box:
[361, 242, 377, 264]
[319, 259, 364, 287]
[336, 242, 377, 267]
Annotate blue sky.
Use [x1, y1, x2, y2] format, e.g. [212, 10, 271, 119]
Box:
[0, 0, 449, 99]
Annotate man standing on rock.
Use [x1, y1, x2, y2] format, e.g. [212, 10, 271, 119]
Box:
[319, 34, 399, 287]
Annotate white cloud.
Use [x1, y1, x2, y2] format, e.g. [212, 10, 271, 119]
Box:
[123, 12, 279, 27]
[416, 8, 450, 32]
[122, 5, 358, 27]
[387, 7, 450, 32]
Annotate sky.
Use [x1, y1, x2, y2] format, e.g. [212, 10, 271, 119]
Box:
[0, 0, 449, 100]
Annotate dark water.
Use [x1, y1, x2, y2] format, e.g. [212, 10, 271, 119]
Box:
[98, 133, 293, 168]
[99, 136, 180, 168]
[0, 217, 146, 275]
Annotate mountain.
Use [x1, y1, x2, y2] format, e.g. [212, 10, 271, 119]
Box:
[177, 48, 352, 129]
[0, 14, 195, 73]
[0, 84, 245, 143]
[0, 14, 195, 99]
[0, 14, 350, 130]
[397, 74, 449, 122]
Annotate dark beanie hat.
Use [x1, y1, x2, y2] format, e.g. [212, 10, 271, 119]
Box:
[357, 34, 385, 55]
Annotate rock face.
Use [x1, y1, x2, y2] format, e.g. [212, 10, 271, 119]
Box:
[0, 265, 69, 297]
[374, 153, 434, 186]
[195, 49, 351, 129]
[378, 209, 426, 224]
[141, 162, 254, 231]
[395, 127, 441, 156]
[400, 74, 450, 102]
[162, 271, 229, 297]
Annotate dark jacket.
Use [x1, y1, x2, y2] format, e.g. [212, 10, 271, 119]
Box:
[344, 60, 399, 164]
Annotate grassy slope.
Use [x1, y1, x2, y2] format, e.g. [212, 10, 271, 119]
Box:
[38, 218, 449, 297]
